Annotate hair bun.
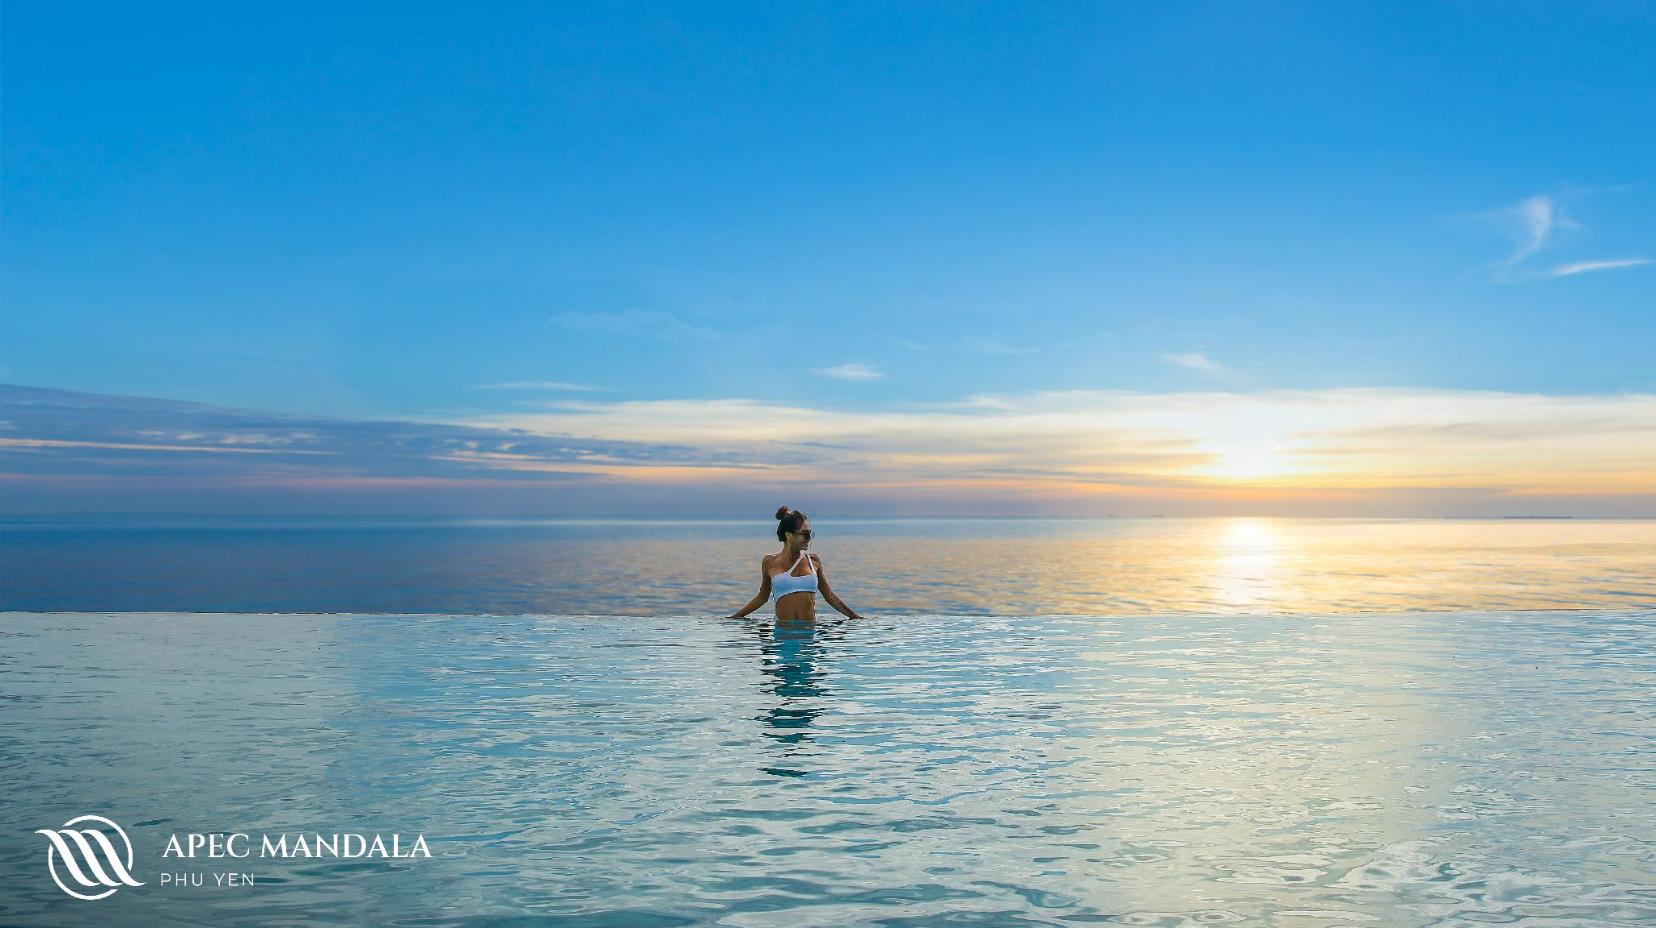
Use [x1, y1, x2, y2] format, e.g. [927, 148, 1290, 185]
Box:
[775, 506, 792, 520]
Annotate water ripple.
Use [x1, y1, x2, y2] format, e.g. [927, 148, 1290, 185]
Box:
[0, 610, 1651, 927]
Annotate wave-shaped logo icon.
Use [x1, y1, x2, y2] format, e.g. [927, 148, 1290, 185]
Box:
[36, 815, 146, 900]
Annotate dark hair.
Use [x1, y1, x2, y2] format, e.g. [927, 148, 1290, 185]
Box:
[775, 506, 808, 541]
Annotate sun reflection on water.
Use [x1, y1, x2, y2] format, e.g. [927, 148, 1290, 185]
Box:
[1213, 517, 1285, 609]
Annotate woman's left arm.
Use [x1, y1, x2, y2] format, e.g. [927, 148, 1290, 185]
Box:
[811, 554, 864, 620]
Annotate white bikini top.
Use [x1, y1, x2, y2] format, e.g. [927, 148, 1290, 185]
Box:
[769, 550, 819, 602]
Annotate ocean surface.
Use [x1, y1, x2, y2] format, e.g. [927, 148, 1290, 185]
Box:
[3, 518, 1653, 925]
[3, 516, 1654, 614]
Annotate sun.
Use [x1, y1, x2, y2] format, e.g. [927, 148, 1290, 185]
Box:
[1204, 444, 1289, 481]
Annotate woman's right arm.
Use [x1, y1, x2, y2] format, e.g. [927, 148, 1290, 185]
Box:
[727, 559, 772, 619]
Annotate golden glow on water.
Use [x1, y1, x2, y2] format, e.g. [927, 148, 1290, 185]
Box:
[726, 517, 1656, 616]
[1212, 518, 1285, 609]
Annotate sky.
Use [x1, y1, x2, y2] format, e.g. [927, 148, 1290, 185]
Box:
[3, 2, 1654, 517]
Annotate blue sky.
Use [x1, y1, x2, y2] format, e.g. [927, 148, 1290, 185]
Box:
[3, 2, 1654, 515]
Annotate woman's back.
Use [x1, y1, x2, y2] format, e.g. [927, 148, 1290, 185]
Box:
[769, 550, 818, 602]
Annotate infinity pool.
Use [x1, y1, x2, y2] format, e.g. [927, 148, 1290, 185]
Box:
[2, 610, 1652, 926]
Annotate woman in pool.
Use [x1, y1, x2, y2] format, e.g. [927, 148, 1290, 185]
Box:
[728, 507, 864, 621]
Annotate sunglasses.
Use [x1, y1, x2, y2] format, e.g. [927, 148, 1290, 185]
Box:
[794, 528, 814, 539]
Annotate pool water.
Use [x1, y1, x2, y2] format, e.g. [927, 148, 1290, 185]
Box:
[1, 609, 1652, 926]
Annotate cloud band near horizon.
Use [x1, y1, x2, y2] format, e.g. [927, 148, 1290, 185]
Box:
[2, 383, 1653, 517]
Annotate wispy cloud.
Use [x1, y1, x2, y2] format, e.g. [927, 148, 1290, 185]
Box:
[1484, 191, 1649, 283]
[1494, 194, 1568, 275]
[549, 310, 718, 340]
[964, 334, 1037, 356]
[0, 384, 752, 482]
[475, 380, 611, 392]
[1545, 257, 1653, 277]
[1161, 351, 1222, 372]
[813, 363, 884, 381]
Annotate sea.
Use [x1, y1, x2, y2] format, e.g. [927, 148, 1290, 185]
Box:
[3, 515, 1653, 614]
[1, 516, 1652, 926]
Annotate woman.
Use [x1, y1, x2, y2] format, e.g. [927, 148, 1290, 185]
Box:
[728, 507, 864, 621]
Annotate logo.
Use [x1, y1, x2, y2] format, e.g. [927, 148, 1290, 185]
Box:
[36, 815, 146, 900]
